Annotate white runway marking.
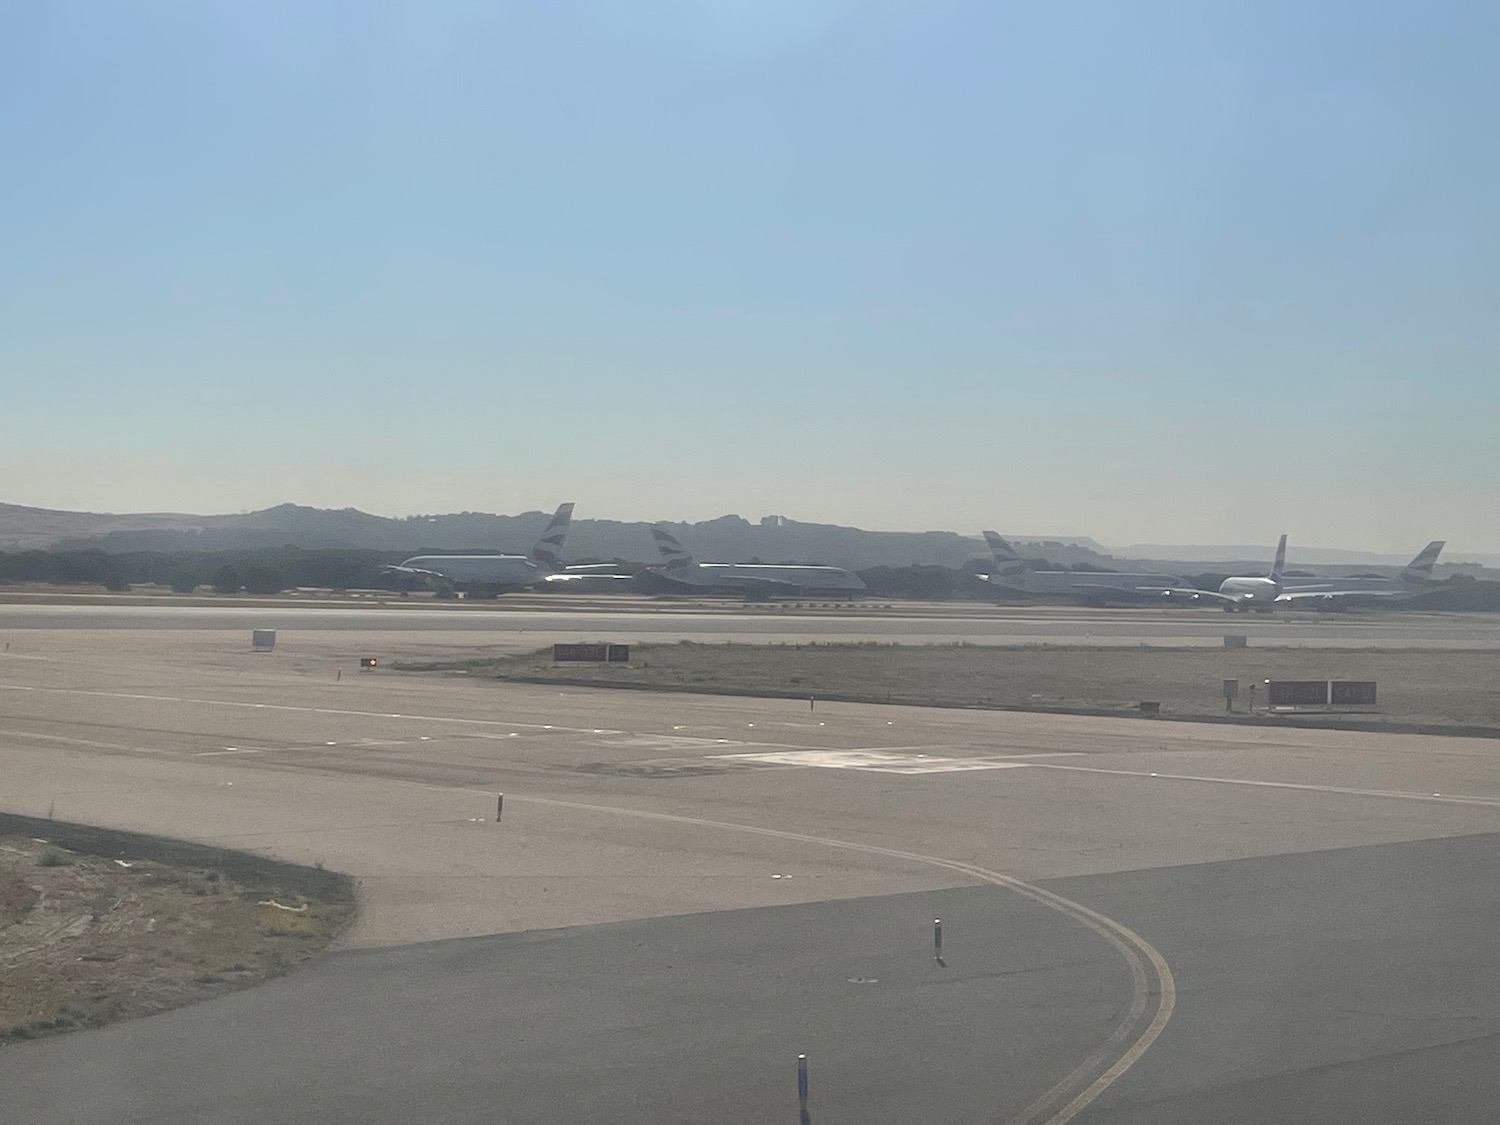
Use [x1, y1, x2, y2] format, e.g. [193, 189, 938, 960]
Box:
[0, 728, 164, 755]
[714, 749, 1034, 774]
[0, 683, 612, 736]
[1033, 763, 1500, 808]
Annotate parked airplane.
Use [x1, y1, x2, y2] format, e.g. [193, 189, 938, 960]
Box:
[1201, 537, 1445, 611]
[646, 528, 865, 597]
[978, 532, 1194, 603]
[1280, 540, 1445, 595]
[387, 503, 597, 593]
[1204, 534, 1289, 611]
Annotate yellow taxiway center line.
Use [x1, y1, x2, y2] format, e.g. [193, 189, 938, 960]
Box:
[504, 791, 1175, 1125]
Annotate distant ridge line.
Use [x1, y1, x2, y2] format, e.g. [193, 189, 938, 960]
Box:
[0, 502, 1493, 570]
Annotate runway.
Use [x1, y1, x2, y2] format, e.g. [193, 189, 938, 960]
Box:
[2, 597, 1497, 648]
[2, 605, 1498, 1122]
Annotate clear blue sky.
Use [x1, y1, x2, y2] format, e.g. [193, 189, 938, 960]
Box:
[3, 1, 1497, 553]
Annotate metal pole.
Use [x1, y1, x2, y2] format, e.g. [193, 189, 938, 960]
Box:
[797, 1054, 808, 1116]
[934, 918, 943, 960]
[496, 794, 504, 822]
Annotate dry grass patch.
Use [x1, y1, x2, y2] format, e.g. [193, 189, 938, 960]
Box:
[0, 837, 353, 1042]
[397, 642, 1500, 733]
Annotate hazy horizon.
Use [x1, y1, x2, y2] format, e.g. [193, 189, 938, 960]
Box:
[7, 494, 1498, 566]
[0, 490, 1487, 559]
[4, 3, 1496, 553]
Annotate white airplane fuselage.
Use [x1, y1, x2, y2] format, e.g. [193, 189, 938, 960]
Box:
[1217, 569, 1435, 611]
[1216, 575, 1281, 609]
[654, 562, 865, 594]
[390, 554, 544, 587]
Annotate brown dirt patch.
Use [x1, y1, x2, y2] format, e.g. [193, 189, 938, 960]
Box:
[0, 836, 353, 1042]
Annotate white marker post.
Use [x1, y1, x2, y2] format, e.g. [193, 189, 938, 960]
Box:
[797, 1054, 809, 1122]
[934, 918, 944, 965]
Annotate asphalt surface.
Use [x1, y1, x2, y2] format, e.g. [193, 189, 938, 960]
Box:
[2, 886, 1135, 1125]
[7, 836, 1498, 1125]
[1070, 833, 1500, 1125]
[2, 598, 1499, 647]
[2, 604, 1499, 1123]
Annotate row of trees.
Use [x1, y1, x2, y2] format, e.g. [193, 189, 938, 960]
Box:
[0, 551, 1077, 600]
[4, 549, 1498, 609]
[0, 548, 420, 595]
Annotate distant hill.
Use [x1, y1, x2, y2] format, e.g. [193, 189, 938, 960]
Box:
[1, 502, 1134, 572]
[0, 502, 208, 551]
[6, 501, 1493, 575]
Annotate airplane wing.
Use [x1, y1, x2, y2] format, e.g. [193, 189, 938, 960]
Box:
[383, 564, 450, 578]
[1155, 586, 1237, 603]
[973, 572, 1027, 589]
[1068, 581, 1180, 592]
[540, 572, 634, 583]
[1068, 581, 1223, 601]
[1274, 588, 1409, 605]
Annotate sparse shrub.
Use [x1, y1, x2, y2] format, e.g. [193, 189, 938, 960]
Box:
[242, 565, 284, 595]
[169, 571, 200, 594]
[211, 565, 242, 594]
[86, 888, 116, 922]
[37, 846, 74, 867]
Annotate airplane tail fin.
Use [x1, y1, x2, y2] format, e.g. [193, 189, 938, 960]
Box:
[528, 503, 575, 569]
[982, 531, 1029, 578]
[650, 527, 694, 572]
[1400, 540, 1445, 584]
[1270, 534, 1287, 582]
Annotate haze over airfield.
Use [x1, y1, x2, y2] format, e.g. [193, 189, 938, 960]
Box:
[3, 2, 1497, 553]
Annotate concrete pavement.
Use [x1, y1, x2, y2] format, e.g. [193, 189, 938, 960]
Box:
[3, 608, 1499, 1122]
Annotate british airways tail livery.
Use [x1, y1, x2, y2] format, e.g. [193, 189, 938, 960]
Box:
[1205, 536, 1445, 611]
[528, 503, 574, 570]
[386, 503, 576, 592]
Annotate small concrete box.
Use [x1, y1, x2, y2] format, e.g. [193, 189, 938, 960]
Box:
[251, 629, 276, 652]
